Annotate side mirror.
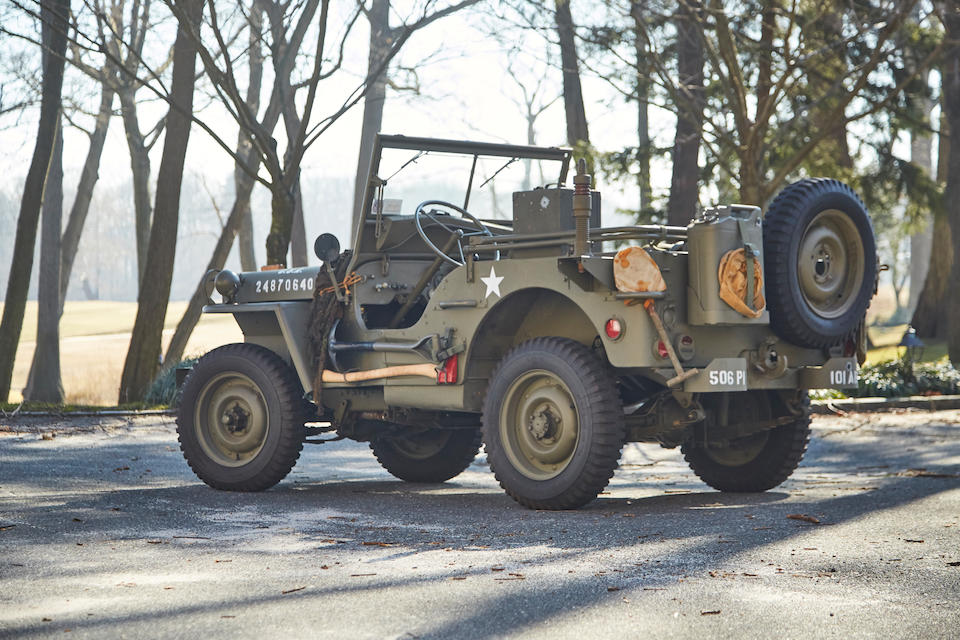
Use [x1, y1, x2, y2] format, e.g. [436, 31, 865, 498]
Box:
[314, 233, 340, 263]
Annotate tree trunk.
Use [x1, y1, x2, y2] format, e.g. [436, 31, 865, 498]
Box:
[237, 205, 258, 271]
[941, 4, 960, 365]
[118, 86, 153, 289]
[236, 0, 264, 273]
[165, 9, 271, 367]
[912, 57, 954, 339]
[554, 0, 589, 148]
[911, 214, 951, 338]
[908, 91, 935, 315]
[164, 170, 257, 368]
[667, 0, 703, 225]
[0, 0, 70, 403]
[265, 183, 296, 267]
[352, 0, 391, 229]
[24, 119, 64, 402]
[281, 101, 308, 267]
[632, 1, 652, 218]
[60, 82, 114, 308]
[805, 11, 854, 174]
[118, 0, 203, 403]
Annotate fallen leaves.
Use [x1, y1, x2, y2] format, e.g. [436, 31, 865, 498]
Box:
[786, 514, 821, 524]
[361, 541, 393, 547]
[898, 468, 960, 479]
[0, 524, 15, 531]
[281, 586, 306, 595]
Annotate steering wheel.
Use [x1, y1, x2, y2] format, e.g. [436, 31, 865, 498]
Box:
[414, 200, 493, 267]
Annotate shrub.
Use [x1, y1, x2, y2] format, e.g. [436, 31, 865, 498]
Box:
[145, 357, 199, 408]
[847, 358, 960, 398]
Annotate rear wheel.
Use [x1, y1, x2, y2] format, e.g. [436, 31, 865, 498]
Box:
[482, 338, 625, 510]
[682, 393, 810, 492]
[370, 428, 482, 483]
[176, 343, 305, 491]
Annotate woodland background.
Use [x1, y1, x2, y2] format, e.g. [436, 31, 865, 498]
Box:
[0, 0, 958, 405]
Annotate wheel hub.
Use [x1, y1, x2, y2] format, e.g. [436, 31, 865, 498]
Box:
[797, 209, 864, 319]
[528, 404, 560, 442]
[194, 372, 269, 467]
[222, 402, 251, 434]
[500, 370, 580, 480]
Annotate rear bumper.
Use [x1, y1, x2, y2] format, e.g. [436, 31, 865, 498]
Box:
[654, 357, 859, 392]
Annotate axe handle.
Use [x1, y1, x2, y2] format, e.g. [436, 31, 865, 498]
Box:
[322, 363, 437, 384]
[643, 299, 685, 378]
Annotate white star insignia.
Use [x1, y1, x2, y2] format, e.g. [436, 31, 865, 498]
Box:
[480, 266, 504, 299]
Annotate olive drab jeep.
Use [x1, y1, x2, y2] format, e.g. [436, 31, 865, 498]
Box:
[176, 134, 876, 510]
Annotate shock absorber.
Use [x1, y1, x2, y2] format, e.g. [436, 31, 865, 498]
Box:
[572, 158, 592, 257]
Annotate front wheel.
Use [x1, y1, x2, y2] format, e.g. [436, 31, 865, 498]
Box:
[370, 428, 482, 483]
[176, 343, 305, 491]
[482, 338, 625, 510]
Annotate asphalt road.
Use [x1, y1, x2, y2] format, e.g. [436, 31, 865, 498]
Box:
[1, 410, 958, 639]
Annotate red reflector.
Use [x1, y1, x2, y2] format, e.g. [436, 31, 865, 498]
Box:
[438, 354, 458, 384]
[605, 318, 623, 340]
[656, 340, 669, 359]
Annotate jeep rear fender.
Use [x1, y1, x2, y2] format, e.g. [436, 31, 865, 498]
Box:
[462, 288, 597, 408]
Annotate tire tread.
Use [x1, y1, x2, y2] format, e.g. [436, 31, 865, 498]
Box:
[482, 337, 625, 510]
[176, 343, 305, 492]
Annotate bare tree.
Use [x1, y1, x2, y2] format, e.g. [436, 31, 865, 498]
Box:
[24, 118, 64, 402]
[911, 97, 951, 338]
[630, 0, 652, 216]
[0, 0, 70, 403]
[350, 0, 482, 223]
[555, 0, 588, 148]
[666, 0, 703, 225]
[59, 73, 115, 308]
[118, 0, 203, 403]
[164, 0, 275, 368]
[941, 0, 960, 364]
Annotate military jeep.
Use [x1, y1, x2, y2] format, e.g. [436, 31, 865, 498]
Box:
[177, 134, 876, 510]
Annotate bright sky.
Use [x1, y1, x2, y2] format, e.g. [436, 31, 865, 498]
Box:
[0, 0, 671, 240]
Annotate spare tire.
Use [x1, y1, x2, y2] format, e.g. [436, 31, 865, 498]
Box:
[763, 179, 876, 348]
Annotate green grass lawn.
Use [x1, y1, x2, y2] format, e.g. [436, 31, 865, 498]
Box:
[865, 323, 946, 366]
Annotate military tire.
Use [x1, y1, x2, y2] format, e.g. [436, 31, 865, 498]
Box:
[177, 343, 305, 491]
[682, 396, 811, 492]
[763, 179, 876, 348]
[482, 338, 625, 510]
[370, 428, 482, 483]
